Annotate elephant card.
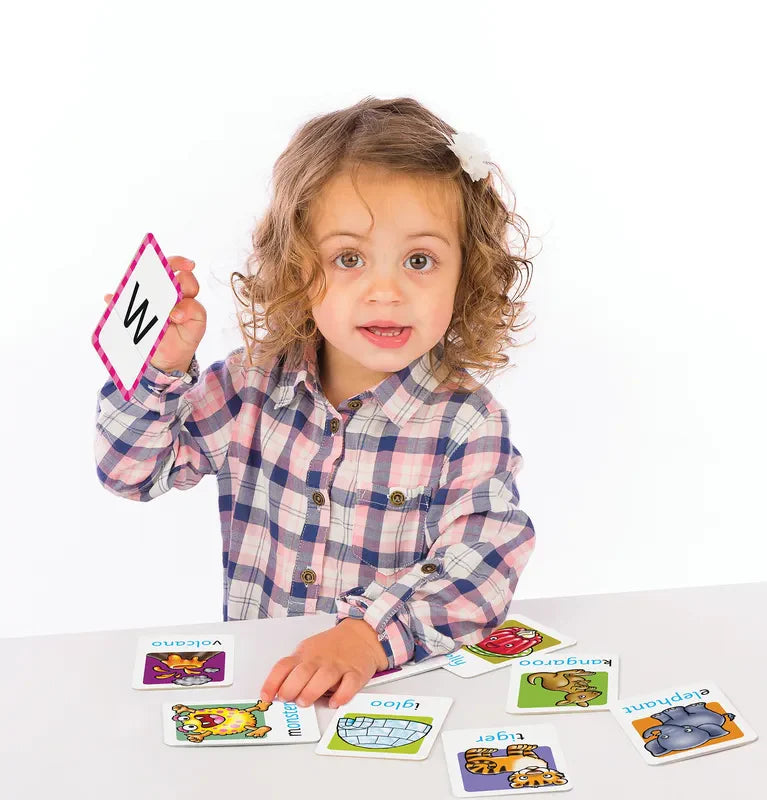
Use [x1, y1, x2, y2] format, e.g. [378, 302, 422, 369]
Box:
[610, 680, 757, 764]
[506, 653, 619, 713]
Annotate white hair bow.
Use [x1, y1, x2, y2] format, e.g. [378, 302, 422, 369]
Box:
[445, 131, 492, 181]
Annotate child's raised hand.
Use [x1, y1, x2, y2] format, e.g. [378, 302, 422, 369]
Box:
[102, 255, 206, 374]
[259, 618, 389, 709]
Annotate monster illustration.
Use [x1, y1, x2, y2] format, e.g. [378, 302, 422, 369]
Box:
[171, 701, 272, 743]
[465, 626, 544, 659]
[527, 669, 603, 707]
[336, 716, 432, 749]
[642, 702, 736, 756]
[464, 743, 568, 789]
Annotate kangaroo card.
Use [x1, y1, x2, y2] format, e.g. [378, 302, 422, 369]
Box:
[132, 633, 234, 690]
[315, 693, 453, 761]
[506, 654, 619, 714]
[442, 723, 573, 796]
[610, 680, 757, 765]
[442, 614, 576, 679]
[162, 699, 320, 746]
[92, 231, 182, 402]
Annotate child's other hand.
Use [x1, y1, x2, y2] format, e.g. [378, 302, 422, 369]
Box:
[102, 255, 207, 374]
[259, 618, 389, 709]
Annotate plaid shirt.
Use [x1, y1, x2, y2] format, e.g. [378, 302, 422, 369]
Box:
[94, 339, 536, 669]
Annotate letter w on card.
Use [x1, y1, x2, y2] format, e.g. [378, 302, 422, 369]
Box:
[92, 232, 182, 402]
[443, 613, 576, 678]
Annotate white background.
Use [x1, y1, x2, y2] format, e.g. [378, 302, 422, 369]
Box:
[1, 0, 765, 638]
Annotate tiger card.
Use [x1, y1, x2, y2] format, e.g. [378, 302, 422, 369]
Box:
[442, 723, 573, 796]
[443, 614, 576, 678]
[506, 654, 619, 714]
[132, 633, 234, 690]
[162, 699, 320, 746]
[610, 680, 757, 765]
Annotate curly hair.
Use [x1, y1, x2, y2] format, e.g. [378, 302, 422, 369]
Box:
[230, 95, 536, 393]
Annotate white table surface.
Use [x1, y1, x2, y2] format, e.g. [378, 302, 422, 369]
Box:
[1, 581, 762, 798]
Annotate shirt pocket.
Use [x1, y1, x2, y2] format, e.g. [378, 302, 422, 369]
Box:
[351, 484, 433, 574]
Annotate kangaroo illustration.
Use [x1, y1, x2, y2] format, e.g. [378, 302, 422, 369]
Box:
[527, 669, 603, 707]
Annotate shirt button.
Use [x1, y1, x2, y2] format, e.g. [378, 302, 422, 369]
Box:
[312, 491, 325, 506]
[330, 418, 340, 433]
[421, 563, 438, 575]
[389, 490, 406, 506]
[301, 569, 317, 585]
[348, 399, 362, 410]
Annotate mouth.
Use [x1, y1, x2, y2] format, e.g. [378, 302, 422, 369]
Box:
[358, 326, 411, 337]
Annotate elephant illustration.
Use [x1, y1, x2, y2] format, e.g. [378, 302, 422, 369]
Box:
[643, 702, 735, 756]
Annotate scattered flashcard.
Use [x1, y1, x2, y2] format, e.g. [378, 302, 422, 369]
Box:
[610, 680, 757, 765]
[132, 633, 234, 690]
[366, 655, 450, 687]
[92, 232, 182, 402]
[163, 699, 320, 746]
[442, 723, 573, 796]
[315, 693, 453, 761]
[506, 654, 619, 714]
[443, 614, 576, 678]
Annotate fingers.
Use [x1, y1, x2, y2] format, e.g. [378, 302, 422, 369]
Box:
[103, 256, 198, 307]
[169, 297, 207, 325]
[296, 667, 343, 707]
[271, 662, 321, 704]
[328, 670, 366, 709]
[260, 656, 300, 703]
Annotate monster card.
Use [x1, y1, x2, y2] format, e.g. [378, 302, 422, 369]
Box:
[506, 654, 619, 714]
[132, 633, 234, 690]
[610, 680, 757, 765]
[442, 614, 576, 678]
[442, 723, 573, 796]
[162, 699, 320, 746]
[92, 232, 182, 402]
[315, 693, 453, 761]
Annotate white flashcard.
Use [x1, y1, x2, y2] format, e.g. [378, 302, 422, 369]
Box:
[315, 693, 453, 761]
[162, 699, 320, 746]
[365, 655, 450, 687]
[92, 232, 182, 401]
[443, 613, 576, 678]
[132, 633, 234, 690]
[610, 680, 757, 765]
[442, 723, 573, 796]
[506, 654, 619, 714]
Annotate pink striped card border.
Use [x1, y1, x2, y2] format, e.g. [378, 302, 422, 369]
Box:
[91, 232, 183, 402]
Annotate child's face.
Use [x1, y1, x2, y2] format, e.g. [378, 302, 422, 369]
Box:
[309, 165, 462, 397]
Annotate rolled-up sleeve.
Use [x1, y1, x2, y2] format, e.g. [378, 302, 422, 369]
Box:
[335, 408, 536, 670]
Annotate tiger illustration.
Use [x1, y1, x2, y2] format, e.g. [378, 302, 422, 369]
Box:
[464, 743, 568, 788]
[171, 701, 272, 743]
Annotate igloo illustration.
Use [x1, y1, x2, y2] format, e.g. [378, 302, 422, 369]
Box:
[337, 716, 432, 749]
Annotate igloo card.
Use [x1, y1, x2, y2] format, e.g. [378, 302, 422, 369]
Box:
[610, 680, 757, 765]
[315, 693, 453, 761]
[506, 654, 619, 714]
[443, 614, 575, 678]
[162, 699, 320, 746]
[442, 723, 573, 796]
[92, 231, 182, 402]
[132, 633, 234, 689]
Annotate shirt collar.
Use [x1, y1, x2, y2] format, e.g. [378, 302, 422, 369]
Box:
[274, 336, 449, 428]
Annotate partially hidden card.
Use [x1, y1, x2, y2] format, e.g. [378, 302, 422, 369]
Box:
[315, 693, 453, 760]
[366, 655, 450, 687]
[506, 653, 619, 714]
[132, 633, 234, 690]
[92, 232, 182, 402]
[443, 614, 576, 678]
[610, 680, 757, 765]
[163, 699, 320, 746]
[442, 723, 573, 796]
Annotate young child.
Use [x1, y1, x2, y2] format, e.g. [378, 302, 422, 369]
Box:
[95, 96, 537, 710]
